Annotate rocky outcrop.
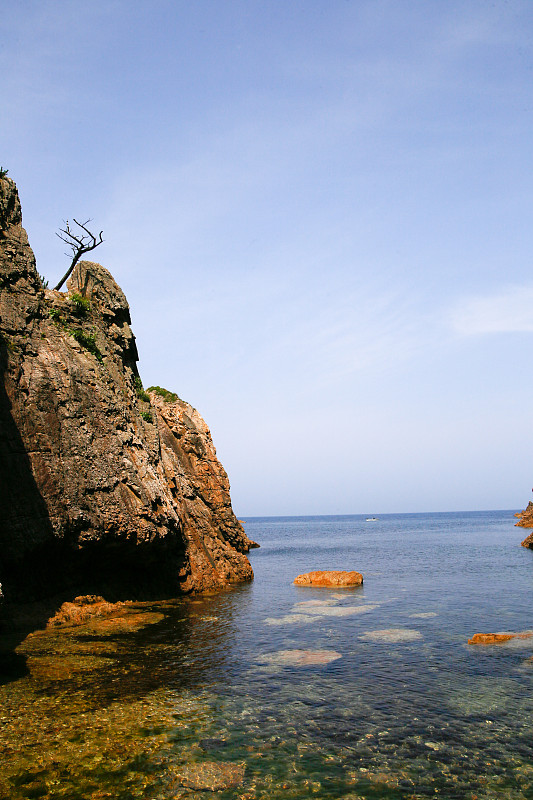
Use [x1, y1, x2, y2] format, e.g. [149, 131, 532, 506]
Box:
[515, 501, 533, 547]
[293, 570, 363, 587]
[0, 176, 253, 602]
[468, 631, 533, 645]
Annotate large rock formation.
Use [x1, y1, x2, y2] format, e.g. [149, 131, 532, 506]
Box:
[515, 501, 533, 548]
[0, 176, 254, 602]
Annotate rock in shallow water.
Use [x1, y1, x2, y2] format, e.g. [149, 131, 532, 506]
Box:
[468, 631, 533, 645]
[171, 761, 245, 791]
[293, 570, 363, 587]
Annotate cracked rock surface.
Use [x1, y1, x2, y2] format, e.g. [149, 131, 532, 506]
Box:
[0, 177, 253, 602]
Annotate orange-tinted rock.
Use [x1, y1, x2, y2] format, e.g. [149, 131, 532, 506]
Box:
[515, 502, 533, 546]
[521, 530, 533, 548]
[294, 570, 363, 587]
[468, 631, 533, 645]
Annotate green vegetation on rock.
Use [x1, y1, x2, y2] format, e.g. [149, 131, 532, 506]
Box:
[48, 308, 63, 323]
[147, 385, 180, 403]
[134, 376, 151, 403]
[71, 329, 103, 362]
[47, 305, 103, 362]
[70, 292, 90, 317]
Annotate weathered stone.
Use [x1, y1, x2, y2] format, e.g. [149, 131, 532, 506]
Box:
[468, 631, 533, 645]
[294, 570, 363, 587]
[0, 176, 254, 603]
[514, 502, 533, 547]
[47, 595, 124, 627]
[521, 530, 533, 548]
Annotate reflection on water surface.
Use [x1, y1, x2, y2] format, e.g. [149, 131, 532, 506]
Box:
[1, 511, 532, 799]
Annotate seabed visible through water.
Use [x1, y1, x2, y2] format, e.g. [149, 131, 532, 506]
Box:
[0, 511, 532, 799]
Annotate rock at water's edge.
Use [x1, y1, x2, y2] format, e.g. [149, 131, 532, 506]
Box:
[294, 570, 363, 587]
[514, 502, 533, 547]
[0, 176, 254, 603]
[468, 631, 533, 645]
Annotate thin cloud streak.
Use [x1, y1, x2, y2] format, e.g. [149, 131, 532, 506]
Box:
[451, 285, 533, 335]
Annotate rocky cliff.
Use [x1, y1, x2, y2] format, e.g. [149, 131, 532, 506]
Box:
[515, 501, 533, 548]
[0, 176, 254, 603]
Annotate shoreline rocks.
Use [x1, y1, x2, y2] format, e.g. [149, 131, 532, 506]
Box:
[293, 570, 363, 588]
[514, 502, 533, 547]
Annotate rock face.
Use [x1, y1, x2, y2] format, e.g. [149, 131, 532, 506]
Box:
[515, 502, 533, 548]
[0, 176, 253, 602]
[293, 570, 363, 587]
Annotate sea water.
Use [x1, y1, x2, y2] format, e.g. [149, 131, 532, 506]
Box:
[0, 511, 532, 799]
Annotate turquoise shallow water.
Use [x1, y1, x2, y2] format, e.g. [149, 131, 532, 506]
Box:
[1, 510, 532, 799]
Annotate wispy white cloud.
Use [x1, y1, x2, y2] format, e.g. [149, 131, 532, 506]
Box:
[451, 285, 533, 335]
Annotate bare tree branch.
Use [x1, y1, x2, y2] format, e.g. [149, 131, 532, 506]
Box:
[53, 218, 104, 291]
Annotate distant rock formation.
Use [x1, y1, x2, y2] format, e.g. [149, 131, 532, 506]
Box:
[0, 176, 254, 602]
[515, 501, 533, 548]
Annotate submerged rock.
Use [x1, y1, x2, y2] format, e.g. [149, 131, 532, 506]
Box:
[258, 649, 342, 667]
[293, 570, 363, 587]
[360, 628, 423, 643]
[171, 761, 245, 791]
[0, 176, 254, 603]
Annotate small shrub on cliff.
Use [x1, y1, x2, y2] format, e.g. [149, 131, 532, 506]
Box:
[0, 167, 8, 179]
[71, 328, 103, 362]
[39, 273, 49, 289]
[48, 308, 63, 323]
[134, 376, 150, 403]
[70, 292, 90, 317]
[147, 385, 180, 403]
[140, 411, 153, 423]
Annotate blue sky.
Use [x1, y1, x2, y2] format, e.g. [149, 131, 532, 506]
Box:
[3, 1, 533, 515]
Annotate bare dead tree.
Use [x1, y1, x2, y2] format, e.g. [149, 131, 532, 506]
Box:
[53, 219, 104, 291]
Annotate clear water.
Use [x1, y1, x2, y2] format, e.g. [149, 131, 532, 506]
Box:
[1, 511, 532, 799]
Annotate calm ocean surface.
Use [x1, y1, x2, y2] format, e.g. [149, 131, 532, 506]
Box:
[1, 510, 532, 799]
